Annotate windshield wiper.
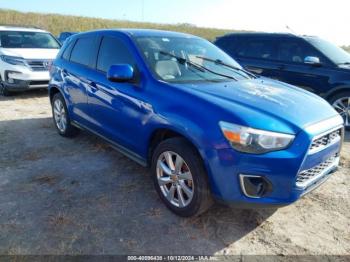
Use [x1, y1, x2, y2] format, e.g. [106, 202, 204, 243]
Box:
[338, 62, 350, 65]
[195, 56, 257, 79]
[159, 51, 238, 81]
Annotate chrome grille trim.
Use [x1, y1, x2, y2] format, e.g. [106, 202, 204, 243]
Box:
[26, 59, 51, 71]
[308, 128, 342, 155]
[296, 155, 339, 188]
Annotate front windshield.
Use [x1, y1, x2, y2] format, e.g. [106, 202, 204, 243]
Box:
[306, 37, 350, 65]
[134, 35, 249, 82]
[0, 31, 61, 49]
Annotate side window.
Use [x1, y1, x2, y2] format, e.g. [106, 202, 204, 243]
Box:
[277, 40, 321, 63]
[61, 39, 75, 61]
[235, 39, 276, 60]
[215, 36, 236, 56]
[70, 37, 96, 66]
[97, 36, 135, 72]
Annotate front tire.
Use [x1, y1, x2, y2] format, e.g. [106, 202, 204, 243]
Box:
[151, 137, 213, 217]
[51, 92, 79, 137]
[329, 91, 350, 129]
[0, 83, 11, 96]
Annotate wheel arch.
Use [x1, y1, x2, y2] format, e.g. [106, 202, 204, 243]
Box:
[49, 85, 62, 103]
[324, 85, 350, 101]
[147, 126, 214, 194]
[147, 127, 202, 164]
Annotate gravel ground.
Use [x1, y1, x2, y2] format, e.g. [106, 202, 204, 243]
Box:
[0, 90, 349, 256]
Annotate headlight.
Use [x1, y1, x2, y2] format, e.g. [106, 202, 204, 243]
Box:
[0, 55, 26, 66]
[219, 121, 295, 154]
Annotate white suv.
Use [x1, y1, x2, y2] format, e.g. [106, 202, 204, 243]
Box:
[0, 25, 61, 96]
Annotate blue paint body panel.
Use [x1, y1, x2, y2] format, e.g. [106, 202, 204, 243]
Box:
[49, 29, 344, 207]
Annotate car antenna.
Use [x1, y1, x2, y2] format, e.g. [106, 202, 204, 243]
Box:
[286, 25, 297, 35]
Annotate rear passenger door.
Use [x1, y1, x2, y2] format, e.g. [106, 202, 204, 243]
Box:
[62, 35, 99, 125]
[275, 38, 332, 94]
[232, 37, 282, 80]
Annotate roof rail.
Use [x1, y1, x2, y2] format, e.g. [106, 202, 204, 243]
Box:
[0, 24, 44, 30]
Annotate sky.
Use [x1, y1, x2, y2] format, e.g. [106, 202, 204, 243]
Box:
[1, 0, 349, 46]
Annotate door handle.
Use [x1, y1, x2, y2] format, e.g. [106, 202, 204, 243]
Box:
[88, 81, 99, 92]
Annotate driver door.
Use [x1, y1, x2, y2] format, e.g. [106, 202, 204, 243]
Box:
[275, 38, 332, 95]
[86, 35, 148, 154]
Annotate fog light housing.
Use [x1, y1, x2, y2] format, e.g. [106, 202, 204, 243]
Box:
[5, 70, 22, 84]
[239, 174, 272, 198]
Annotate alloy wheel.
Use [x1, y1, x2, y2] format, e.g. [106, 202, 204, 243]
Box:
[332, 97, 350, 127]
[53, 99, 67, 132]
[156, 151, 194, 208]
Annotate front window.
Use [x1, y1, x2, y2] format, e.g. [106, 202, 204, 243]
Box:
[134, 36, 251, 83]
[0, 31, 60, 49]
[306, 37, 350, 65]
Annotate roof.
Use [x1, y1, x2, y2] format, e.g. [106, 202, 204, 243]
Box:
[217, 32, 319, 40]
[122, 29, 196, 38]
[0, 25, 48, 33]
[79, 28, 198, 39]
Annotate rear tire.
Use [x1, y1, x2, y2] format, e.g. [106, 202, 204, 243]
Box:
[51, 92, 79, 137]
[328, 91, 350, 129]
[151, 137, 213, 217]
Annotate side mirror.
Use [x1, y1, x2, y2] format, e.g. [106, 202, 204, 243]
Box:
[107, 64, 134, 82]
[304, 56, 321, 66]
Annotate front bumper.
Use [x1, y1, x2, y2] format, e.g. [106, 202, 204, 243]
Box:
[206, 116, 344, 208]
[1, 64, 50, 91]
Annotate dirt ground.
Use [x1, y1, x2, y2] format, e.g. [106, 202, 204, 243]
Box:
[0, 90, 349, 256]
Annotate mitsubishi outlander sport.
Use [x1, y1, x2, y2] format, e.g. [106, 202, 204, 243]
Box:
[0, 25, 61, 96]
[49, 30, 344, 217]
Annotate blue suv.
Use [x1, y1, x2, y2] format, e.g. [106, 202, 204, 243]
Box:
[49, 29, 344, 217]
[215, 33, 350, 128]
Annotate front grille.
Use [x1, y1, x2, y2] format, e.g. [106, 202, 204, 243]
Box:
[26, 60, 51, 71]
[309, 128, 341, 154]
[296, 155, 337, 188]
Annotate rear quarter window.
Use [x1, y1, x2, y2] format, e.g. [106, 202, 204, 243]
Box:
[61, 39, 75, 61]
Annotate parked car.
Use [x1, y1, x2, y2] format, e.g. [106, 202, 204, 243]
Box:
[58, 32, 77, 45]
[0, 25, 61, 96]
[49, 29, 344, 217]
[214, 33, 350, 128]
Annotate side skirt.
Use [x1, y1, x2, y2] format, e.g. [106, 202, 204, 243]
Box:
[72, 121, 148, 167]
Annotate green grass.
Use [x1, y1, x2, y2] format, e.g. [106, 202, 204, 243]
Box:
[0, 9, 235, 41]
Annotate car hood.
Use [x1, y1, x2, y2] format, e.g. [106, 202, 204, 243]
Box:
[1, 48, 59, 60]
[173, 78, 339, 134]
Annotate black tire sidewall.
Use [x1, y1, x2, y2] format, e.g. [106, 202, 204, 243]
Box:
[151, 138, 211, 217]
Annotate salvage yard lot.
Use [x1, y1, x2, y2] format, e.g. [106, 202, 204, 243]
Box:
[0, 90, 349, 255]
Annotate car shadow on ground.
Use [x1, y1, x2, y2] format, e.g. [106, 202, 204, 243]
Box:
[0, 89, 48, 101]
[0, 117, 276, 255]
